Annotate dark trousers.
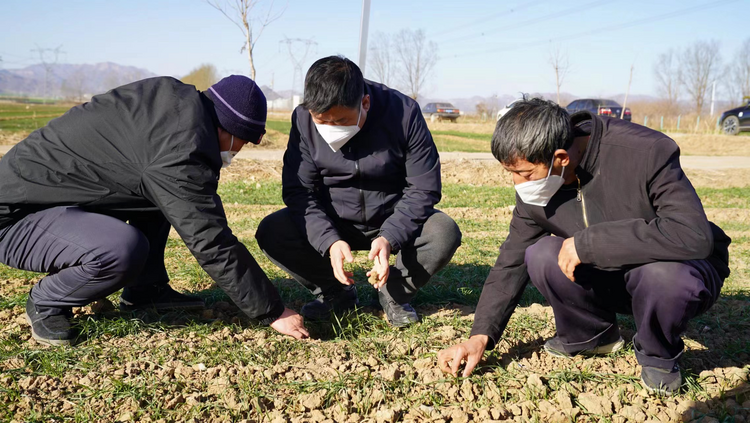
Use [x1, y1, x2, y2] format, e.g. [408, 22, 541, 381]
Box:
[256, 208, 462, 304]
[0, 206, 171, 316]
[525, 236, 723, 369]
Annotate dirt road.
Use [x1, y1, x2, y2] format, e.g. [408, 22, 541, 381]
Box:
[0, 145, 746, 170]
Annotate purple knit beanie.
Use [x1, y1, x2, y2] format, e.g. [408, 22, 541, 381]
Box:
[207, 75, 267, 144]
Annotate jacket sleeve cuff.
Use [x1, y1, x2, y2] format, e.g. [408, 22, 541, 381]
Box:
[574, 232, 594, 264]
[469, 326, 499, 351]
[317, 233, 343, 257]
[255, 301, 285, 326]
[379, 229, 402, 251]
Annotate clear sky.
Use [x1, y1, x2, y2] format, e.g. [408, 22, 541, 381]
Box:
[1, 0, 747, 101]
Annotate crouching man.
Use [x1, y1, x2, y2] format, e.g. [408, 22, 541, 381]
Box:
[0, 75, 308, 345]
[438, 98, 730, 395]
[256, 56, 461, 327]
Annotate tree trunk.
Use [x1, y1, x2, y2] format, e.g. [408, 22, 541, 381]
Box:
[242, 13, 256, 80]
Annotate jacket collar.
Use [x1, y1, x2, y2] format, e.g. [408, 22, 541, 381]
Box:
[571, 111, 603, 183]
[360, 80, 382, 133]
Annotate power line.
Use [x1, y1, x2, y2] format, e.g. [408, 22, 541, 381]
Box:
[433, 0, 553, 39]
[444, 0, 739, 60]
[439, 0, 606, 48]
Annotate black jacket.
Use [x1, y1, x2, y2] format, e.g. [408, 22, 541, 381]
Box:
[282, 80, 441, 255]
[470, 112, 731, 349]
[0, 77, 283, 321]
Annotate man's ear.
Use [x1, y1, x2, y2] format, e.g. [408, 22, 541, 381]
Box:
[554, 149, 570, 168]
[362, 94, 371, 112]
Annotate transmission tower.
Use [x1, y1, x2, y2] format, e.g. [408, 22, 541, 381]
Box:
[30, 44, 65, 104]
[279, 37, 317, 102]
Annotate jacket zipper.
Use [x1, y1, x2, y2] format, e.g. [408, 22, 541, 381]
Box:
[351, 146, 366, 224]
[576, 176, 589, 228]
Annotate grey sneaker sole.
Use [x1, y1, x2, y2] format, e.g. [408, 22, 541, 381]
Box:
[544, 337, 625, 358]
[641, 376, 679, 396]
[25, 312, 72, 347]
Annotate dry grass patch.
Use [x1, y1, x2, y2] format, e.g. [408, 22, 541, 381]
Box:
[671, 133, 750, 156]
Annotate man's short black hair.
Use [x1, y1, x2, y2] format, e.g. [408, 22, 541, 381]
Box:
[302, 56, 364, 114]
[491, 98, 573, 165]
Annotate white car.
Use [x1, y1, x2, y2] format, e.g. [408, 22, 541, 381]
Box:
[496, 98, 525, 121]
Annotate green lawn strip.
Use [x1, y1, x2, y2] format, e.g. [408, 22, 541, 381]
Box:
[430, 130, 492, 142]
[218, 180, 750, 210]
[696, 187, 750, 208]
[0, 117, 59, 132]
[0, 104, 71, 115]
[432, 135, 490, 153]
[265, 120, 291, 135]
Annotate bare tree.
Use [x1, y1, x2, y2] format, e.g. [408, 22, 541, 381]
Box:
[726, 37, 750, 106]
[393, 29, 438, 101]
[548, 45, 570, 105]
[368, 32, 394, 86]
[653, 49, 681, 113]
[205, 0, 286, 80]
[680, 40, 722, 114]
[182, 64, 220, 91]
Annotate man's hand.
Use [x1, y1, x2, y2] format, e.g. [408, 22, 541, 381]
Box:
[558, 237, 581, 282]
[269, 308, 310, 340]
[367, 236, 391, 289]
[437, 335, 488, 377]
[330, 240, 355, 285]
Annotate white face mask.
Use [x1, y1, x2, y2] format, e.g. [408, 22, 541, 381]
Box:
[513, 158, 566, 207]
[220, 135, 237, 168]
[314, 104, 362, 152]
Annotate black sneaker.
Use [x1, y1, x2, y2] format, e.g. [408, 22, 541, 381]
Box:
[641, 364, 682, 395]
[543, 335, 625, 358]
[377, 289, 419, 328]
[120, 285, 205, 311]
[301, 285, 359, 320]
[25, 296, 75, 346]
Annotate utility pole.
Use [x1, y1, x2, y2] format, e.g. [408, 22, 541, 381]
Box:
[30, 44, 65, 104]
[357, 0, 372, 72]
[621, 63, 634, 119]
[279, 37, 317, 106]
[710, 80, 716, 116]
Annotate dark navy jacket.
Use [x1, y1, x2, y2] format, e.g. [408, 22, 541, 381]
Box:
[0, 77, 284, 321]
[470, 112, 731, 349]
[282, 80, 441, 255]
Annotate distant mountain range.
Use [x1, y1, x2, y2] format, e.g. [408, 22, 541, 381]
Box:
[0, 62, 156, 99]
[1, 62, 679, 112]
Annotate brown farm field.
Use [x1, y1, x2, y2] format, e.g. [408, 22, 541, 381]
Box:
[2, 104, 749, 155]
[1, 153, 750, 422]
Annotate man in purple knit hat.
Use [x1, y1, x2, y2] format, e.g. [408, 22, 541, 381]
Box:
[0, 75, 308, 346]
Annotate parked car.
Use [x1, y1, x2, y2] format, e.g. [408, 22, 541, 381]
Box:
[719, 98, 750, 135]
[496, 97, 526, 121]
[566, 99, 631, 121]
[422, 102, 460, 122]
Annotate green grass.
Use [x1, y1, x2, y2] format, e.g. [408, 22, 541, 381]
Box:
[1, 177, 749, 421]
[0, 103, 72, 133]
[431, 130, 493, 142]
[266, 120, 292, 135]
[430, 130, 493, 153]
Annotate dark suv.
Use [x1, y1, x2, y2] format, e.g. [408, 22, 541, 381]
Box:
[566, 99, 631, 121]
[422, 102, 460, 122]
[720, 98, 750, 135]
